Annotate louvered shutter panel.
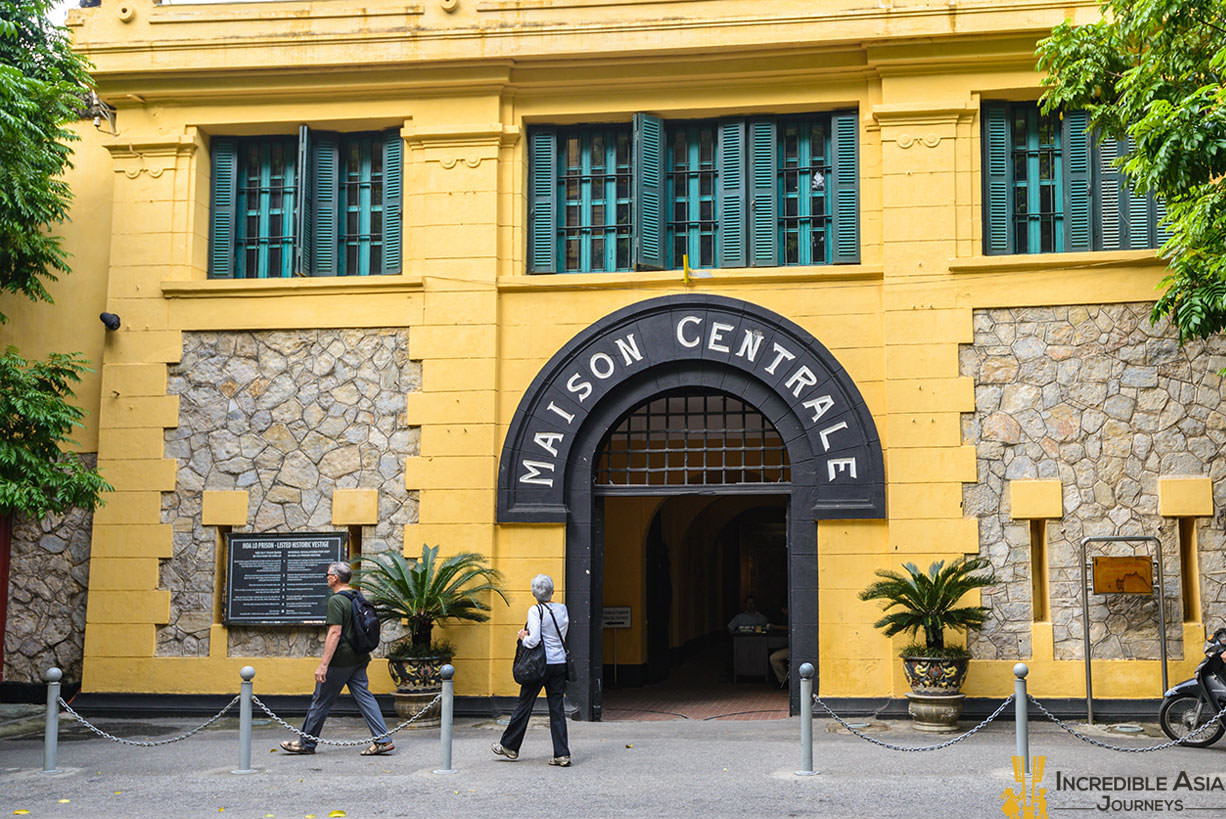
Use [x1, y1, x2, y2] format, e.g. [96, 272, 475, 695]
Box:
[310, 133, 340, 276]
[209, 137, 239, 279]
[382, 129, 404, 275]
[1120, 136, 1152, 249]
[982, 103, 1012, 255]
[1096, 137, 1124, 250]
[1062, 110, 1093, 252]
[717, 121, 747, 268]
[1154, 196, 1173, 246]
[633, 113, 666, 270]
[747, 120, 777, 266]
[295, 126, 312, 276]
[528, 130, 557, 274]
[830, 110, 860, 264]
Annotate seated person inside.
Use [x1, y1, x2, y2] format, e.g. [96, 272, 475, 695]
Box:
[727, 596, 770, 634]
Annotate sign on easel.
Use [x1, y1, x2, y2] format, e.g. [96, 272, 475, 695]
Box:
[1092, 556, 1154, 594]
[603, 606, 632, 629]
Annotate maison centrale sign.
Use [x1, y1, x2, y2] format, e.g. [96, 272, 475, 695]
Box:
[497, 294, 885, 522]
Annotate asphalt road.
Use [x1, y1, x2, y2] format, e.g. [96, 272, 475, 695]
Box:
[2, 708, 1225, 818]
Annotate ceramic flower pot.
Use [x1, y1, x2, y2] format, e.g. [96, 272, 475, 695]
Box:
[901, 655, 969, 695]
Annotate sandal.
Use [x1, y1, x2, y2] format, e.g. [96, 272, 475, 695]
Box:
[361, 741, 395, 756]
[279, 740, 315, 755]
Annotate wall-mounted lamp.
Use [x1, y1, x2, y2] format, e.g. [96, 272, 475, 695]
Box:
[86, 91, 117, 136]
[99, 312, 121, 331]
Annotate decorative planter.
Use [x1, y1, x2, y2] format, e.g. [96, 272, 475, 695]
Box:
[387, 656, 449, 729]
[905, 692, 966, 732]
[901, 655, 969, 695]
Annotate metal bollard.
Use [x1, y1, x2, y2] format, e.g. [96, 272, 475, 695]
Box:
[1014, 663, 1030, 776]
[42, 667, 62, 775]
[434, 664, 456, 774]
[796, 662, 818, 776]
[232, 666, 256, 775]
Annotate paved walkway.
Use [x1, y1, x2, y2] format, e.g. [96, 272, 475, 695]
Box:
[3, 696, 1225, 818]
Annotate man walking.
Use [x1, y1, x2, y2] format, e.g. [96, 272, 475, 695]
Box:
[279, 561, 394, 756]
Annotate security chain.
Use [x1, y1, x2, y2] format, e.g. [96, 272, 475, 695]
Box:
[1028, 694, 1226, 753]
[57, 695, 239, 746]
[813, 693, 1014, 752]
[251, 692, 442, 746]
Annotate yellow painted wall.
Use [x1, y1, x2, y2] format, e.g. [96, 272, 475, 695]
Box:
[8, 0, 1207, 701]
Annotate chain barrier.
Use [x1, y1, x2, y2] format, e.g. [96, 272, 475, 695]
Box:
[1027, 694, 1226, 753]
[56, 696, 240, 747]
[813, 693, 1015, 752]
[251, 692, 442, 746]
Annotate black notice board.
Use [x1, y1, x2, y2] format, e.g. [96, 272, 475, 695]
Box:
[225, 532, 348, 625]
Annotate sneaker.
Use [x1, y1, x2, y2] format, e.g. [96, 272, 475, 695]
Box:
[491, 743, 518, 760]
[548, 755, 572, 767]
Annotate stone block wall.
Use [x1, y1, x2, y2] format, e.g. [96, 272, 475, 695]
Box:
[962, 304, 1226, 661]
[1, 454, 97, 685]
[160, 329, 420, 658]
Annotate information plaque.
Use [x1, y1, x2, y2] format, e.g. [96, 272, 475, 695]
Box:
[225, 532, 348, 625]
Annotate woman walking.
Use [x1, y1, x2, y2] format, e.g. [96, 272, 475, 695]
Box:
[492, 573, 572, 766]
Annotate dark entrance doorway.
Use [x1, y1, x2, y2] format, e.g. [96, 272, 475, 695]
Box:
[601, 494, 790, 720]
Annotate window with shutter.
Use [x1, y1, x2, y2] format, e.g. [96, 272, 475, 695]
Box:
[983, 101, 1164, 256]
[527, 110, 859, 274]
[208, 126, 403, 279]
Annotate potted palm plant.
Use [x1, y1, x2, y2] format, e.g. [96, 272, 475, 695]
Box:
[859, 556, 998, 731]
[354, 544, 508, 727]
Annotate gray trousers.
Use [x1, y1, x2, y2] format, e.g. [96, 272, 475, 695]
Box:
[299, 663, 389, 750]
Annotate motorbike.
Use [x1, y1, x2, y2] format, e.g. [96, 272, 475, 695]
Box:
[1159, 626, 1226, 747]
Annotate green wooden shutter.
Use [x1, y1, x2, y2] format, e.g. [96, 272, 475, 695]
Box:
[310, 132, 340, 276]
[747, 119, 777, 266]
[717, 120, 746, 268]
[1120, 136, 1153, 249]
[1096, 137, 1124, 250]
[1062, 110, 1092, 252]
[982, 103, 1012, 255]
[209, 137, 239, 279]
[830, 110, 860, 264]
[1154, 196, 1173, 246]
[382, 129, 404, 275]
[633, 113, 665, 270]
[295, 125, 312, 276]
[528, 129, 557, 274]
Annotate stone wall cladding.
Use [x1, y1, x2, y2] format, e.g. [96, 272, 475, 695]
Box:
[160, 330, 420, 658]
[961, 304, 1226, 661]
[2, 454, 97, 685]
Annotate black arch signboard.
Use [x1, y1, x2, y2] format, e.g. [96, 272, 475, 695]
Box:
[497, 294, 885, 719]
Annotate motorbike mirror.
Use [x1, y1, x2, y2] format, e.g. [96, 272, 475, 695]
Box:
[1213, 627, 1226, 643]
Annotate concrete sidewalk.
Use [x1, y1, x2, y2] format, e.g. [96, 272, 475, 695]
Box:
[2, 705, 1224, 818]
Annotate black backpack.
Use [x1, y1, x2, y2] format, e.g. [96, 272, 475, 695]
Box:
[338, 589, 381, 653]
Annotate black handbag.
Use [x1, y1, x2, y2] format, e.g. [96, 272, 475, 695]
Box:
[544, 604, 578, 682]
[512, 605, 547, 686]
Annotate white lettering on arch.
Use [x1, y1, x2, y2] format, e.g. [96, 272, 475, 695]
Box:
[519, 460, 556, 487]
[819, 421, 849, 452]
[707, 322, 734, 353]
[590, 352, 616, 379]
[676, 315, 702, 348]
[566, 373, 593, 402]
[827, 457, 858, 481]
[614, 333, 644, 366]
[533, 431, 565, 457]
[784, 365, 818, 398]
[735, 329, 764, 362]
[802, 394, 834, 422]
[764, 343, 795, 375]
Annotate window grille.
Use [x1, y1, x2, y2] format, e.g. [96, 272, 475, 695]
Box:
[595, 390, 790, 488]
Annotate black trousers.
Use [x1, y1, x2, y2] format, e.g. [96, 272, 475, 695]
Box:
[499, 662, 570, 757]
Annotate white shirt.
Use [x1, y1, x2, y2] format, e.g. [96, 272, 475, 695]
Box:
[523, 602, 569, 664]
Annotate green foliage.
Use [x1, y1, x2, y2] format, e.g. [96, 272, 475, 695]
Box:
[0, 347, 111, 518]
[858, 557, 998, 652]
[897, 642, 972, 660]
[0, 0, 93, 322]
[353, 544, 509, 650]
[1037, 1, 1226, 343]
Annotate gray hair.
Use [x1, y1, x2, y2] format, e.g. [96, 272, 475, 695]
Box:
[530, 574, 554, 602]
[328, 561, 352, 583]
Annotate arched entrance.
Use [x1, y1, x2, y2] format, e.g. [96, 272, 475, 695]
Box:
[498, 295, 885, 720]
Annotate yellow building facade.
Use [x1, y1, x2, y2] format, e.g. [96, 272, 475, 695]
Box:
[2, 0, 1222, 718]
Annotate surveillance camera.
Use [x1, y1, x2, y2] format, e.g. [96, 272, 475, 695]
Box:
[99, 312, 121, 331]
